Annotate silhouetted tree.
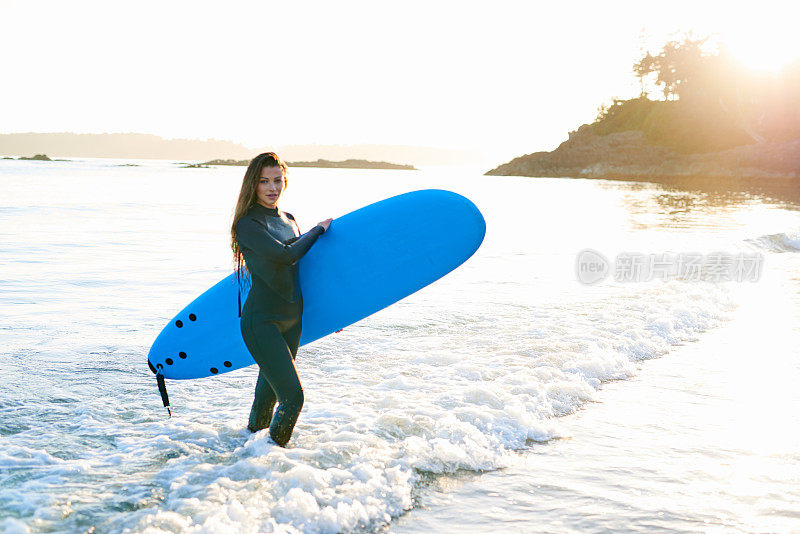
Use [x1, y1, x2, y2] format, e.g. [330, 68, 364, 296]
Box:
[634, 36, 709, 101]
[595, 35, 800, 151]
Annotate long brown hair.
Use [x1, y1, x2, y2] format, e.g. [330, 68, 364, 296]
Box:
[231, 152, 289, 282]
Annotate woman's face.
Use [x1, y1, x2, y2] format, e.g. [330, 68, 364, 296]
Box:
[256, 166, 285, 209]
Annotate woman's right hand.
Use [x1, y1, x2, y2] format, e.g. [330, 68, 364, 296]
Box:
[317, 218, 333, 232]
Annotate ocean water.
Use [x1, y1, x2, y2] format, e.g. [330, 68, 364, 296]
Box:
[1, 158, 799, 533]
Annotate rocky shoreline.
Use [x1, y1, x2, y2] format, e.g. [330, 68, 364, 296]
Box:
[486, 125, 800, 181]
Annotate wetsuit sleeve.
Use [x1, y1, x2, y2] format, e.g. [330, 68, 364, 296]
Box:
[237, 217, 324, 266]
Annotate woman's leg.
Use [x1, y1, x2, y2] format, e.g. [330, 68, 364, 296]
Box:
[243, 321, 304, 446]
[247, 318, 301, 432]
[247, 371, 277, 432]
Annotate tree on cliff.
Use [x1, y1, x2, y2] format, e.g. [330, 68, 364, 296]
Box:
[633, 36, 710, 101]
[595, 35, 800, 152]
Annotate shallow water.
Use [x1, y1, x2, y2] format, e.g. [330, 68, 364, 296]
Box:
[1, 158, 799, 533]
[393, 252, 800, 533]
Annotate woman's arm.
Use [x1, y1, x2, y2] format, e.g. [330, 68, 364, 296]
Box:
[236, 217, 325, 266]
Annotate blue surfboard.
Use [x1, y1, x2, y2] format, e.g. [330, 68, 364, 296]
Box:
[147, 189, 485, 380]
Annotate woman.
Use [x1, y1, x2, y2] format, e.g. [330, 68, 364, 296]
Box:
[231, 152, 332, 446]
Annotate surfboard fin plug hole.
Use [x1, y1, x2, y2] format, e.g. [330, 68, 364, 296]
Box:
[179, 352, 187, 359]
[224, 361, 232, 367]
[175, 320, 183, 328]
[189, 314, 196, 321]
[165, 358, 173, 365]
[210, 367, 218, 374]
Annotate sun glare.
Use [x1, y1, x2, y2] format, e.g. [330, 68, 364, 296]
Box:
[720, 31, 800, 72]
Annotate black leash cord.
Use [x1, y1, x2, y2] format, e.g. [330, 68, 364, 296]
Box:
[155, 369, 171, 417]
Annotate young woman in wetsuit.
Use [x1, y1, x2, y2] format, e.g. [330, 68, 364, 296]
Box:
[231, 152, 332, 446]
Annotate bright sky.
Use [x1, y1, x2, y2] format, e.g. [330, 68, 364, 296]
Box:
[1, 0, 797, 165]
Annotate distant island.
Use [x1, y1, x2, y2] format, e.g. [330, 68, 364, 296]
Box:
[2, 152, 417, 171]
[487, 36, 800, 181]
[2, 154, 70, 162]
[289, 158, 416, 170]
[0, 133, 474, 166]
[189, 158, 416, 170]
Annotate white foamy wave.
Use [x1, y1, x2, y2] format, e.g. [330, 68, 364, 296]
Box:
[90, 281, 731, 533]
[0, 279, 732, 533]
[746, 231, 800, 253]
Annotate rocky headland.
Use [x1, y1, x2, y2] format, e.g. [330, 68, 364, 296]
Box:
[486, 125, 800, 181]
[488, 36, 800, 184]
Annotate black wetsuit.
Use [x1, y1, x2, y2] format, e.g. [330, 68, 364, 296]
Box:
[235, 203, 325, 446]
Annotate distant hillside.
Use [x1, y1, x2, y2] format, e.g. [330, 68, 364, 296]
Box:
[0, 133, 473, 167]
